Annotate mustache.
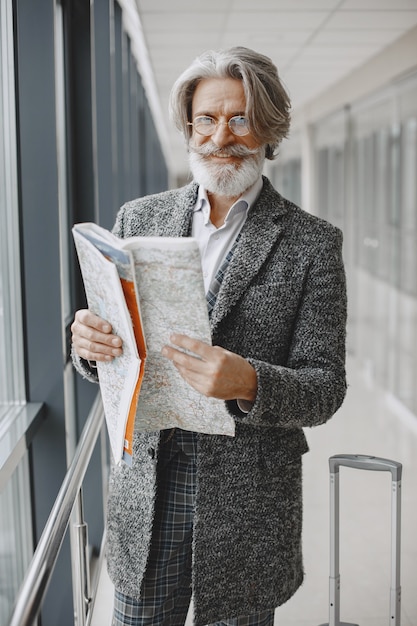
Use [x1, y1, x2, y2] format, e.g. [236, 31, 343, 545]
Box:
[189, 141, 262, 158]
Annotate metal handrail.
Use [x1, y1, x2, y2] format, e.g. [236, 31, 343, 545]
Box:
[7, 394, 104, 626]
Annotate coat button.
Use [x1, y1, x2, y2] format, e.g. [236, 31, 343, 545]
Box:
[147, 447, 155, 459]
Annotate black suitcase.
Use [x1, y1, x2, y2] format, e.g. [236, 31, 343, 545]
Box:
[319, 454, 402, 626]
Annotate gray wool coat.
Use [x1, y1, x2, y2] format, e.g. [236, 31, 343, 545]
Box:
[74, 176, 347, 625]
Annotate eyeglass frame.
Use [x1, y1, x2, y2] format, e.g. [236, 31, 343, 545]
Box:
[187, 114, 251, 137]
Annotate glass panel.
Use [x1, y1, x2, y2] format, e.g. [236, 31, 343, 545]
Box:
[267, 133, 302, 206]
[374, 127, 390, 281]
[327, 145, 345, 231]
[397, 85, 417, 414]
[316, 147, 329, 220]
[281, 158, 302, 206]
[0, 455, 33, 624]
[314, 110, 346, 229]
[396, 292, 417, 413]
[400, 117, 417, 297]
[0, 4, 34, 621]
[0, 0, 25, 405]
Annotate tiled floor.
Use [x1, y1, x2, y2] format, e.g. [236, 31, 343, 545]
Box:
[91, 358, 417, 625]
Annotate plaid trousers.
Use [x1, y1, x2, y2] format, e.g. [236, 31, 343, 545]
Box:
[111, 431, 275, 626]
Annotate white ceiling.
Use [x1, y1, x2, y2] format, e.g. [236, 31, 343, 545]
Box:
[132, 0, 417, 180]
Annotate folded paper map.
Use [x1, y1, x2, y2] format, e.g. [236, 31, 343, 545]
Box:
[72, 223, 235, 465]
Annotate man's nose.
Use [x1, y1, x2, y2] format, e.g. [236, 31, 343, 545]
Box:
[210, 121, 234, 147]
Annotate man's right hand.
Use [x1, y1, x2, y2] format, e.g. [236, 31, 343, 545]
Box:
[71, 309, 123, 362]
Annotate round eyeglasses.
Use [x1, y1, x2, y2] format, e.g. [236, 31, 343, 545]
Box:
[187, 115, 250, 137]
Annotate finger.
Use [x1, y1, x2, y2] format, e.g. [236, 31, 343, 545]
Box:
[73, 335, 123, 362]
[168, 333, 211, 359]
[72, 320, 122, 349]
[73, 309, 113, 334]
[72, 309, 122, 348]
[161, 344, 203, 372]
[75, 333, 123, 355]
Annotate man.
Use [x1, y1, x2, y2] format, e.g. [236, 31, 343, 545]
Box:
[71, 47, 347, 626]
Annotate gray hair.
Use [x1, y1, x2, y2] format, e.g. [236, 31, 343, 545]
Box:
[169, 46, 291, 160]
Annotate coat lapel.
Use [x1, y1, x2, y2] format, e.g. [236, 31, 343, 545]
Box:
[160, 178, 290, 330]
[210, 178, 289, 329]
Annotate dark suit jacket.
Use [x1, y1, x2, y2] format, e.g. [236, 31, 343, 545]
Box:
[76, 176, 347, 625]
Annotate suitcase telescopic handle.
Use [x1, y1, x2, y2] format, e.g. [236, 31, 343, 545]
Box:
[329, 454, 402, 482]
[321, 453, 403, 626]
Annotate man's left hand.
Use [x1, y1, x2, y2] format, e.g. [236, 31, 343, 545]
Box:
[162, 334, 257, 402]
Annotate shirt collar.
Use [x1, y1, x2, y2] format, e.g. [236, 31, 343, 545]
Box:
[193, 177, 263, 224]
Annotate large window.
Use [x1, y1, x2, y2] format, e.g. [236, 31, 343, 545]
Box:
[0, 0, 25, 410]
[311, 76, 417, 416]
[269, 132, 302, 207]
[0, 1, 33, 622]
[314, 110, 347, 233]
[1, 0, 170, 623]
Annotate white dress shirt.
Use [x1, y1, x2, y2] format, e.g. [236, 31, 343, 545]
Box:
[191, 177, 263, 293]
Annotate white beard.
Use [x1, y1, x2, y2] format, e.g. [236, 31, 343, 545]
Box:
[188, 141, 265, 198]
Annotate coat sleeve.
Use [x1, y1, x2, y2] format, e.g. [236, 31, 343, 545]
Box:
[71, 346, 99, 383]
[241, 227, 347, 429]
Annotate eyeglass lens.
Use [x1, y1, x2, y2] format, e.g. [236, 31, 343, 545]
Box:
[192, 116, 249, 136]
